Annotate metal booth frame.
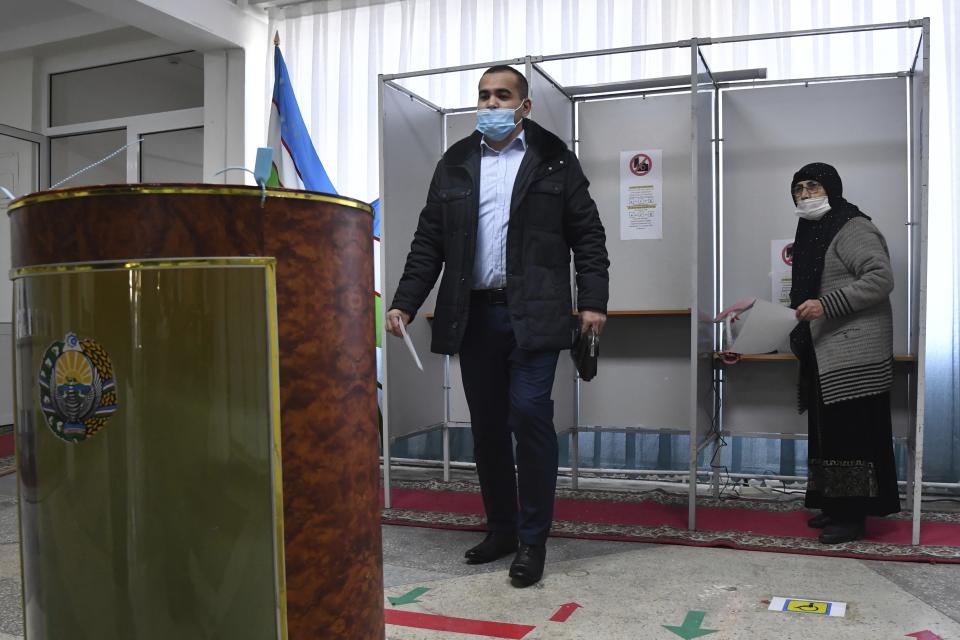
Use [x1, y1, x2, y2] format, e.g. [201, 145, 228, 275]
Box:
[378, 19, 931, 545]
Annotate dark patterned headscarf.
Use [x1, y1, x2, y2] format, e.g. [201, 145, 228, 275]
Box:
[788, 162, 868, 412]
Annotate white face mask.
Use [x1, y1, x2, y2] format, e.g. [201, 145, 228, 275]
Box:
[795, 196, 831, 220]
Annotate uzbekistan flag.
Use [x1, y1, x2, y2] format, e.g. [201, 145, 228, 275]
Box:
[267, 37, 384, 426]
[266, 43, 336, 192]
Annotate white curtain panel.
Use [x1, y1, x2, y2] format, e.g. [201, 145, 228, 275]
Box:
[270, 0, 960, 477]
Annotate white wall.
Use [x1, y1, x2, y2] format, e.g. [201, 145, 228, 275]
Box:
[0, 57, 37, 131]
[204, 48, 249, 183]
[0, 4, 268, 185]
[0, 59, 40, 427]
[0, 2, 268, 427]
[0, 57, 34, 424]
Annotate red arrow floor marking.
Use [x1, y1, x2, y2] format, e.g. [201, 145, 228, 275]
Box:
[384, 610, 536, 639]
[549, 602, 583, 622]
[907, 632, 943, 640]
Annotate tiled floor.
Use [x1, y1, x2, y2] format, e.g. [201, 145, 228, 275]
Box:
[0, 475, 22, 640]
[1, 471, 959, 639]
[382, 524, 960, 639]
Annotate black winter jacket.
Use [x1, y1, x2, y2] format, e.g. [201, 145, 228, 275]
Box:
[390, 119, 609, 354]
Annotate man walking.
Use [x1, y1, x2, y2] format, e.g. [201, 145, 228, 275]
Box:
[387, 65, 609, 587]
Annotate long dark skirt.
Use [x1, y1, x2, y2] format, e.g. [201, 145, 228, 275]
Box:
[804, 375, 901, 518]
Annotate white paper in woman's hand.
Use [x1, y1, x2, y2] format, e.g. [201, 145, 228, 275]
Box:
[730, 299, 798, 354]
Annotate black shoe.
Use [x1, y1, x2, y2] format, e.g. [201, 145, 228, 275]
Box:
[508, 543, 546, 587]
[464, 532, 518, 565]
[818, 519, 865, 544]
[807, 512, 833, 529]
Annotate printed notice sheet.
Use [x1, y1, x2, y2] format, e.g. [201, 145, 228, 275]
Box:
[620, 149, 663, 240]
[771, 238, 794, 306]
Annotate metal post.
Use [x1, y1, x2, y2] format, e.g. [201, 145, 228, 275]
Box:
[711, 437, 721, 499]
[442, 356, 451, 482]
[905, 406, 915, 511]
[688, 40, 701, 532]
[911, 18, 932, 546]
[570, 428, 580, 490]
[377, 76, 392, 510]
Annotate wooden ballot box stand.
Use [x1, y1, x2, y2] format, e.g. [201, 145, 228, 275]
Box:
[7, 185, 384, 639]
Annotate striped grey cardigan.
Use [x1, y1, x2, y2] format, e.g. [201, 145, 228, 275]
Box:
[810, 217, 894, 404]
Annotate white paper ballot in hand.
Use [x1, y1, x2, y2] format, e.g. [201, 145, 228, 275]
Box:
[398, 321, 423, 371]
[730, 299, 798, 354]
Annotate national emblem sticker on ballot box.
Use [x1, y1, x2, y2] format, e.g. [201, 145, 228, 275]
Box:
[38, 332, 118, 443]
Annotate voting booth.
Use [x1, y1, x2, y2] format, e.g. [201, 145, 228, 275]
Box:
[705, 20, 930, 543]
[379, 20, 930, 543]
[379, 55, 580, 497]
[379, 41, 715, 509]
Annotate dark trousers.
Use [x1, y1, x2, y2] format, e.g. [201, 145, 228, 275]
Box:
[459, 299, 560, 546]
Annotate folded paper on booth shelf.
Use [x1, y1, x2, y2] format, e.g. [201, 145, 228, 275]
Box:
[728, 299, 798, 354]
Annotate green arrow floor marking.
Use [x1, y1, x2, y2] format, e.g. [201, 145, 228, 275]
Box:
[388, 587, 431, 606]
[663, 611, 718, 639]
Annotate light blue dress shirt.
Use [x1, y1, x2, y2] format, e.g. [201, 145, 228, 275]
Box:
[473, 130, 527, 290]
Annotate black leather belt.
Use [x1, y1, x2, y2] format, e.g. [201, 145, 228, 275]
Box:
[471, 288, 507, 305]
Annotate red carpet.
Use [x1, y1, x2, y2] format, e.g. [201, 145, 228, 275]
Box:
[0, 431, 14, 458]
[0, 429, 13, 477]
[382, 479, 960, 563]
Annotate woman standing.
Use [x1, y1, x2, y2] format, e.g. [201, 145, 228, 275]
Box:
[789, 162, 901, 544]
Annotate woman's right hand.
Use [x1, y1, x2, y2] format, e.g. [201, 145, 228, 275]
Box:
[795, 299, 825, 322]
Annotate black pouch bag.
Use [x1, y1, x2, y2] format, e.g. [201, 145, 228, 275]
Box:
[571, 327, 599, 381]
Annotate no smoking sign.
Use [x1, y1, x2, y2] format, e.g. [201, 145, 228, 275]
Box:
[629, 152, 653, 176]
[781, 242, 794, 266]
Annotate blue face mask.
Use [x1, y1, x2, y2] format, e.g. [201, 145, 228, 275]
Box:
[476, 103, 524, 141]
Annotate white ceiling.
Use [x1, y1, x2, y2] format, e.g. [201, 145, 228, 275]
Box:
[0, 0, 135, 59]
[0, 0, 267, 60]
[239, 0, 396, 16]
[3, 0, 92, 28]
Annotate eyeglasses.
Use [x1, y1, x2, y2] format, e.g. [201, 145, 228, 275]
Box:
[792, 180, 825, 197]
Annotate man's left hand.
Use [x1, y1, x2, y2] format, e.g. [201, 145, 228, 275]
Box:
[579, 310, 607, 336]
[795, 299, 824, 322]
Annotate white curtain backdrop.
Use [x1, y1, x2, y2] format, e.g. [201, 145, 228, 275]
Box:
[269, 0, 959, 479]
